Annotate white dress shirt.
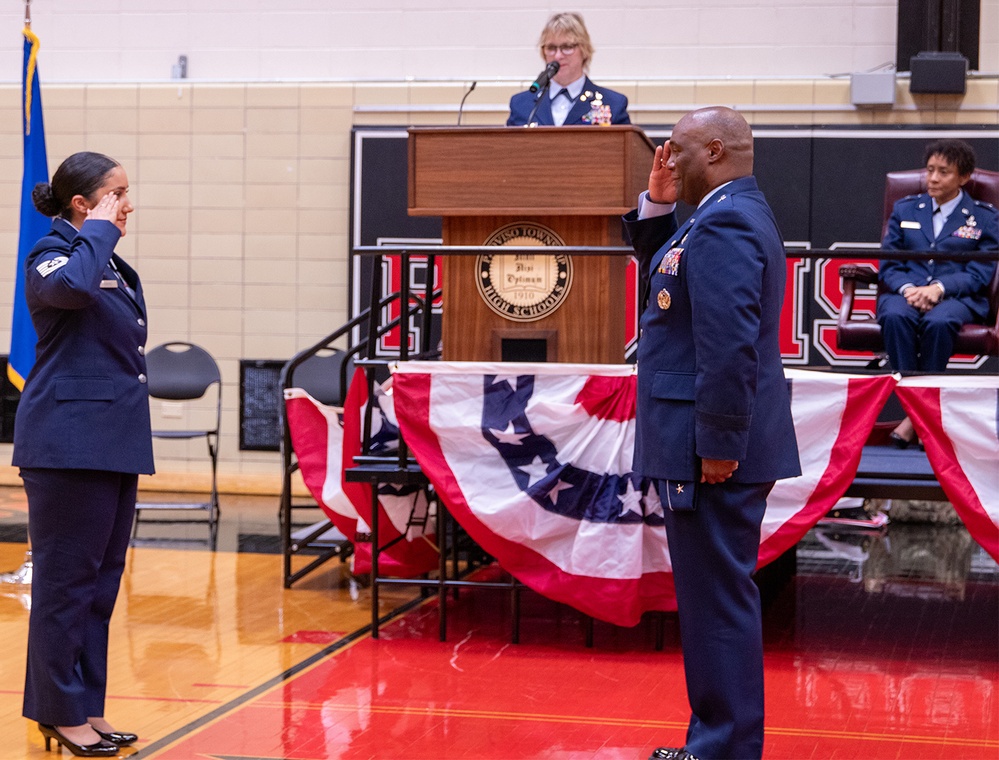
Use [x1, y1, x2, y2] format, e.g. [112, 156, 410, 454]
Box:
[549, 75, 586, 127]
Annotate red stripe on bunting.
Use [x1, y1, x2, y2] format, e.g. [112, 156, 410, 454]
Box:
[285, 394, 338, 523]
[758, 374, 896, 566]
[897, 386, 999, 562]
[392, 370, 676, 627]
[340, 369, 438, 577]
[340, 368, 370, 528]
[574, 374, 636, 423]
[284, 398, 340, 512]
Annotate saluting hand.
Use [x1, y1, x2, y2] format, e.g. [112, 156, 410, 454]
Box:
[85, 192, 121, 224]
[649, 143, 678, 205]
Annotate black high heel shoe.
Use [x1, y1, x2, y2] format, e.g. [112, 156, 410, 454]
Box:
[37, 724, 119, 757]
[92, 727, 138, 746]
[888, 431, 911, 449]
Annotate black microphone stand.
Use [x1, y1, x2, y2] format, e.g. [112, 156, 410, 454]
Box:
[457, 81, 477, 126]
[524, 79, 551, 127]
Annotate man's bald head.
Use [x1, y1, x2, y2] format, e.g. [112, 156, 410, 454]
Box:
[667, 107, 755, 205]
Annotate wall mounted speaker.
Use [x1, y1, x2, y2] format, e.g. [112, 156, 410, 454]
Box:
[909, 51, 968, 94]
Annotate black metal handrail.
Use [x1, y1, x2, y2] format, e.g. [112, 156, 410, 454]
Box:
[353, 243, 998, 263]
[279, 286, 440, 587]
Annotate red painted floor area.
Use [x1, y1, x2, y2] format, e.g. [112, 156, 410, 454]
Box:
[149, 535, 999, 760]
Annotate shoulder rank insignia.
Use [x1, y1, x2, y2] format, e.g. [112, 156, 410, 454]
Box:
[36, 256, 69, 278]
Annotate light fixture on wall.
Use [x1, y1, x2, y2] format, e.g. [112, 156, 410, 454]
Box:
[171, 55, 188, 80]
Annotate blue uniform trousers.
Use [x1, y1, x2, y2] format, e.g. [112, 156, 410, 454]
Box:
[877, 293, 974, 372]
[21, 468, 138, 725]
[662, 480, 773, 760]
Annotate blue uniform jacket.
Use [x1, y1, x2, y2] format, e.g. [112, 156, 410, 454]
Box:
[12, 217, 155, 474]
[507, 77, 630, 126]
[624, 177, 800, 484]
[879, 189, 998, 320]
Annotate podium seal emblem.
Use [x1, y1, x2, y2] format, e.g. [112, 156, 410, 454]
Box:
[476, 222, 573, 322]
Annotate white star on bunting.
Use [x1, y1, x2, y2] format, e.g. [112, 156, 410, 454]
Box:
[489, 375, 519, 392]
[644, 481, 664, 517]
[490, 422, 529, 445]
[618, 478, 644, 517]
[519, 455, 550, 488]
[547, 479, 574, 506]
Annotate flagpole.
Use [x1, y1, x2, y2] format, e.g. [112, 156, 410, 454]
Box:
[3, 0, 42, 589]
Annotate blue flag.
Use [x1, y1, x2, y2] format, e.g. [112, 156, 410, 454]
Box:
[9, 26, 50, 391]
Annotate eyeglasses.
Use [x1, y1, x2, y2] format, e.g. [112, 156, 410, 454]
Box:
[542, 44, 578, 56]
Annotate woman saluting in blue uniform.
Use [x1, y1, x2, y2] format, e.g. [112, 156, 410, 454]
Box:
[14, 152, 154, 757]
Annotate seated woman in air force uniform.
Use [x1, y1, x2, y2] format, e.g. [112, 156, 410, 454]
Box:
[877, 138, 998, 447]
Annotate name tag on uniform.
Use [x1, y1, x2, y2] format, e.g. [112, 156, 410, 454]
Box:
[100, 279, 119, 289]
[900, 220, 921, 229]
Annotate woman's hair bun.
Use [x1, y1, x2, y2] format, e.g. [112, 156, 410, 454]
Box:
[32, 182, 61, 217]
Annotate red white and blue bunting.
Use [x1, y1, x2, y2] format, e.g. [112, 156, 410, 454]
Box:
[285, 364, 998, 626]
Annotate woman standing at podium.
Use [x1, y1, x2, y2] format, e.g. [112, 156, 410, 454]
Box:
[507, 12, 631, 127]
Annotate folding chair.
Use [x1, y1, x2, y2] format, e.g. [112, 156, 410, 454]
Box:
[134, 342, 222, 545]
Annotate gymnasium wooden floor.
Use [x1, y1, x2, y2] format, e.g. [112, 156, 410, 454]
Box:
[1, 486, 996, 759]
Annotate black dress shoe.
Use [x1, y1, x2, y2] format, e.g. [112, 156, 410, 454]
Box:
[92, 727, 138, 746]
[649, 748, 699, 760]
[888, 431, 911, 449]
[37, 724, 118, 757]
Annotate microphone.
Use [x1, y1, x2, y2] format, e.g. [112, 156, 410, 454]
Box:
[457, 80, 477, 126]
[529, 61, 559, 93]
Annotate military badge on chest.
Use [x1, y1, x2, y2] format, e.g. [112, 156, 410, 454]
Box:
[658, 247, 683, 277]
[580, 91, 611, 125]
[953, 214, 982, 240]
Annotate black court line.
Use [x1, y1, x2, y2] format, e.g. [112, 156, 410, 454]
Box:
[136, 594, 428, 757]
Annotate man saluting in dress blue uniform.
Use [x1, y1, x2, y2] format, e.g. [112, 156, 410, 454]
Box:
[624, 107, 801, 760]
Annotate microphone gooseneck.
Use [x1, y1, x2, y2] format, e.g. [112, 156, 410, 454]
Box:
[457, 81, 477, 126]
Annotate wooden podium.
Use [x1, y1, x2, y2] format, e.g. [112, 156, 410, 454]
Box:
[408, 125, 655, 363]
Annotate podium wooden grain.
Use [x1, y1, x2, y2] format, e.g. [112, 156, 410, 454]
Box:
[408, 126, 656, 363]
